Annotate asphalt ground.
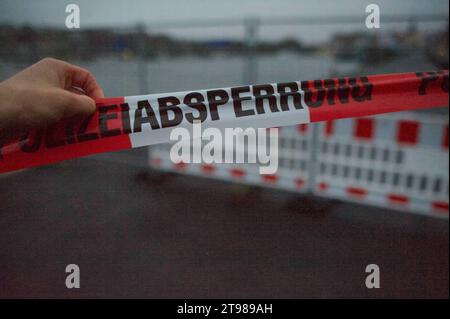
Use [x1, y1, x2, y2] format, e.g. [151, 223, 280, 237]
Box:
[0, 155, 448, 298]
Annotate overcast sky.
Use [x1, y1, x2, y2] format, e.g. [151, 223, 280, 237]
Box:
[0, 0, 448, 43]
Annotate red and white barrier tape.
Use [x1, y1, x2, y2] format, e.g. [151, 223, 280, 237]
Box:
[0, 71, 448, 173]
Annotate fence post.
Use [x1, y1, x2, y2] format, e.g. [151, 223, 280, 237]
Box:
[243, 17, 259, 84]
[308, 123, 320, 193]
[136, 23, 149, 94]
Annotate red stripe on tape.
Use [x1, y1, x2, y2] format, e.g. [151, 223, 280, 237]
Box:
[0, 97, 130, 173]
[308, 72, 449, 122]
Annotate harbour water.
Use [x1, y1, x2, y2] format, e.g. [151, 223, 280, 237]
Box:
[0, 52, 335, 96]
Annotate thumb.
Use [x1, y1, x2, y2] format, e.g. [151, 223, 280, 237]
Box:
[59, 90, 96, 118]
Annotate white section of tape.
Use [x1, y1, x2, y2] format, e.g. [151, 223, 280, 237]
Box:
[125, 83, 310, 148]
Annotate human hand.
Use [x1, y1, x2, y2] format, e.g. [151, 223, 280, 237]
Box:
[0, 57, 104, 145]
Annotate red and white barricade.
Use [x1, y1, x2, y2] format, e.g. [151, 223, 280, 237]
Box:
[313, 112, 449, 217]
[149, 113, 449, 218]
